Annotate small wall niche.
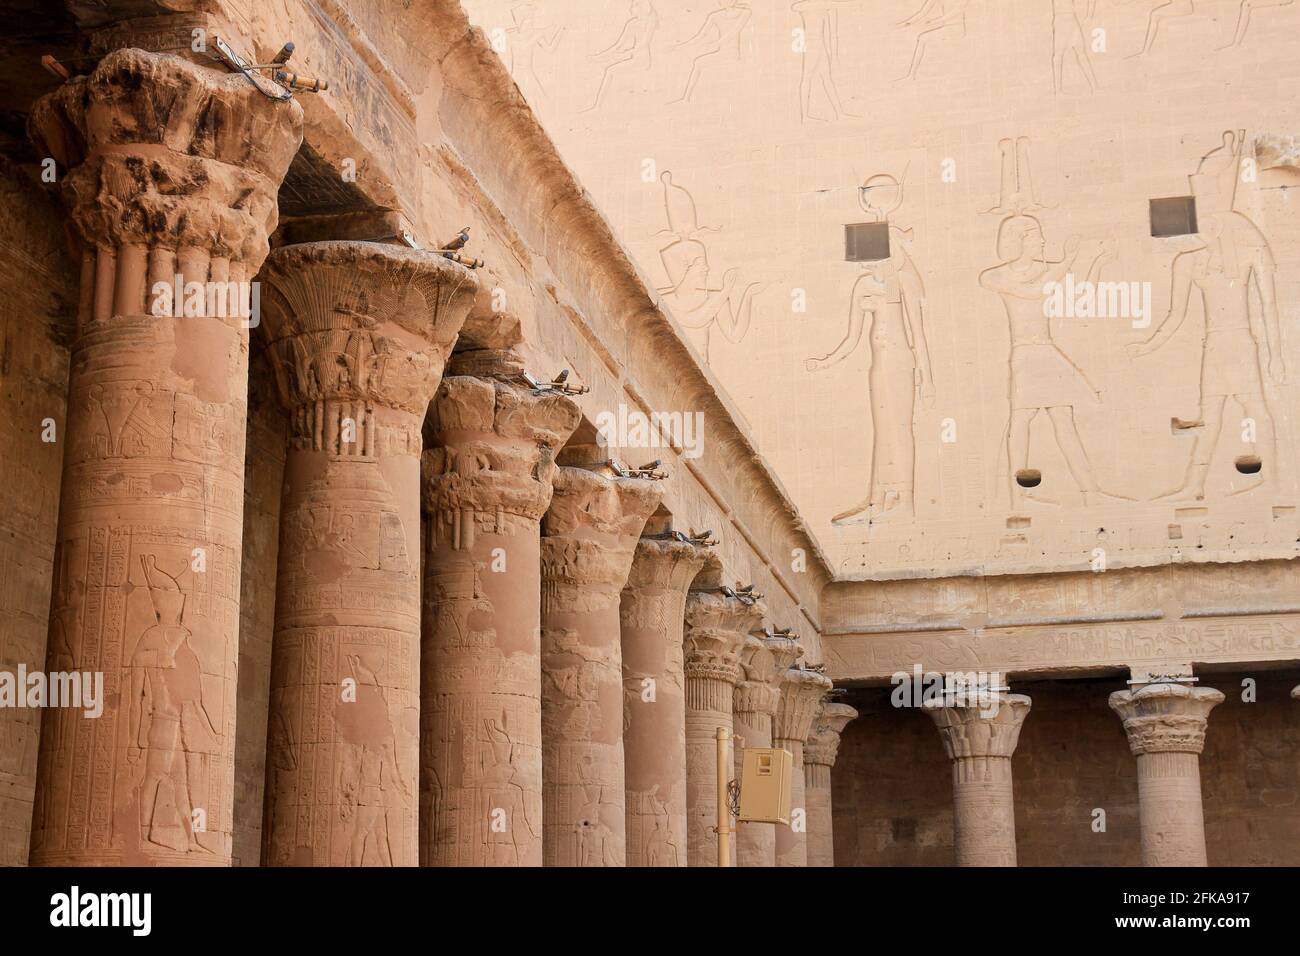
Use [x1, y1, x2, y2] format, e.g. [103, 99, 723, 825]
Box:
[1149, 196, 1198, 238]
[845, 222, 891, 262]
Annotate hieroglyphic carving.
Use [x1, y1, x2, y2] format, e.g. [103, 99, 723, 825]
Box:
[582, 0, 658, 113]
[621, 537, 709, 866]
[671, 0, 753, 103]
[808, 172, 933, 523]
[1110, 682, 1224, 865]
[1130, 131, 1286, 502]
[259, 241, 477, 866]
[540, 465, 662, 866]
[1052, 0, 1098, 93]
[422, 351, 580, 866]
[926, 691, 1031, 866]
[896, 0, 971, 82]
[793, 0, 860, 122]
[26, 48, 302, 867]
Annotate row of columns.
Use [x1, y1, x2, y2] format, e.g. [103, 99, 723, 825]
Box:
[25, 48, 856, 867]
[924, 682, 1228, 867]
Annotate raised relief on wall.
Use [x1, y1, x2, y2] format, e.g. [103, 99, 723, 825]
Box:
[655, 170, 763, 364]
[979, 138, 1124, 509]
[895, 0, 971, 82]
[1052, 0, 1099, 93]
[671, 0, 753, 104]
[793, 0, 860, 122]
[1129, 130, 1286, 502]
[582, 0, 658, 113]
[807, 172, 934, 524]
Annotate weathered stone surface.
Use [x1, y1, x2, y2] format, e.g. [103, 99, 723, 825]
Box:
[27, 48, 302, 867]
[258, 240, 476, 866]
[1110, 682, 1224, 867]
[805, 700, 857, 868]
[620, 537, 709, 867]
[773, 664, 833, 867]
[540, 465, 662, 866]
[733, 629, 801, 867]
[422, 351, 579, 867]
[926, 692, 1032, 867]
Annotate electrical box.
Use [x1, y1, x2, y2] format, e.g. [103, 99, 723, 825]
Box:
[738, 747, 793, 824]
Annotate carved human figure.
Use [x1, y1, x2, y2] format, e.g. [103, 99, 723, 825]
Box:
[1109, 682, 1224, 866]
[1130, 131, 1286, 501]
[1219, 0, 1295, 48]
[980, 216, 1123, 506]
[1052, 0, 1098, 93]
[26, 48, 302, 867]
[896, 0, 971, 82]
[808, 174, 934, 523]
[671, 0, 752, 103]
[583, 0, 658, 112]
[259, 241, 477, 867]
[656, 171, 762, 364]
[793, 0, 860, 121]
[1129, 0, 1195, 58]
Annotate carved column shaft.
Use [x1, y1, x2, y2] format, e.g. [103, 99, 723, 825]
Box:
[421, 353, 578, 866]
[804, 701, 858, 868]
[773, 666, 832, 867]
[620, 538, 708, 867]
[927, 692, 1031, 867]
[1110, 683, 1223, 867]
[684, 591, 766, 867]
[27, 49, 302, 866]
[258, 242, 476, 866]
[541, 466, 662, 866]
[732, 632, 801, 867]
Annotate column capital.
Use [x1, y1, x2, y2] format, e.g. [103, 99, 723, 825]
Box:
[424, 368, 580, 527]
[541, 465, 663, 592]
[734, 630, 803, 717]
[260, 241, 477, 420]
[625, 537, 710, 593]
[805, 701, 859, 769]
[30, 48, 302, 262]
[774, 666, 834, 744]
[684, 591, 766, 686]
[926, 692, 1032, 760]
[1108, 683, 1224, 756]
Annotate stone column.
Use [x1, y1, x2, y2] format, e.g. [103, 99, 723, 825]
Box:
[540, 465, 662, 866]
[27, 49, 302, 866]
[805, 700, 858, 868]
[684, 588, 766, 867]
[732, 630, 802, 867]
[1109, 683, 1224, 867]
[620, 537, 709, 867]
[421, 349, 579, 866]
[926, 691, 1032, 867]
[258, 241, 477, 866]
[773, 666, 833, 867]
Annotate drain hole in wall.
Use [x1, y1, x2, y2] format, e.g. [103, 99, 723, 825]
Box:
[1235, 456, 1262, 475]
[1015, 469, 1042, 488]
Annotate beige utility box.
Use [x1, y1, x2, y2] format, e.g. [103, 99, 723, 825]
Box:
[738, 747, 793, 824]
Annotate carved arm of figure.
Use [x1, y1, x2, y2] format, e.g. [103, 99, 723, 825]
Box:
[806, 272, 876, 371]
[675, 10, 723, 49]
[899, 263, 936, 405]
[1248, 238, 1287, 382]
[1129, 247, 1199, 356]
[899, 0, 944, 27]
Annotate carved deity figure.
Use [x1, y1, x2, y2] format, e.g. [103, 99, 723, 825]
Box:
[671, 0, 752, 103]
[807, 174, 933, 524]
[1130, 130, 1286, 501]
[896, 0, 970, 82]
[979, 216, 1124, 507]
[582, 0, 658, 112]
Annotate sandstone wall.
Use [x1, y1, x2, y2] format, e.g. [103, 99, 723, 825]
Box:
[832, 672, 1300, 866]
[0, 157, 75, 866]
